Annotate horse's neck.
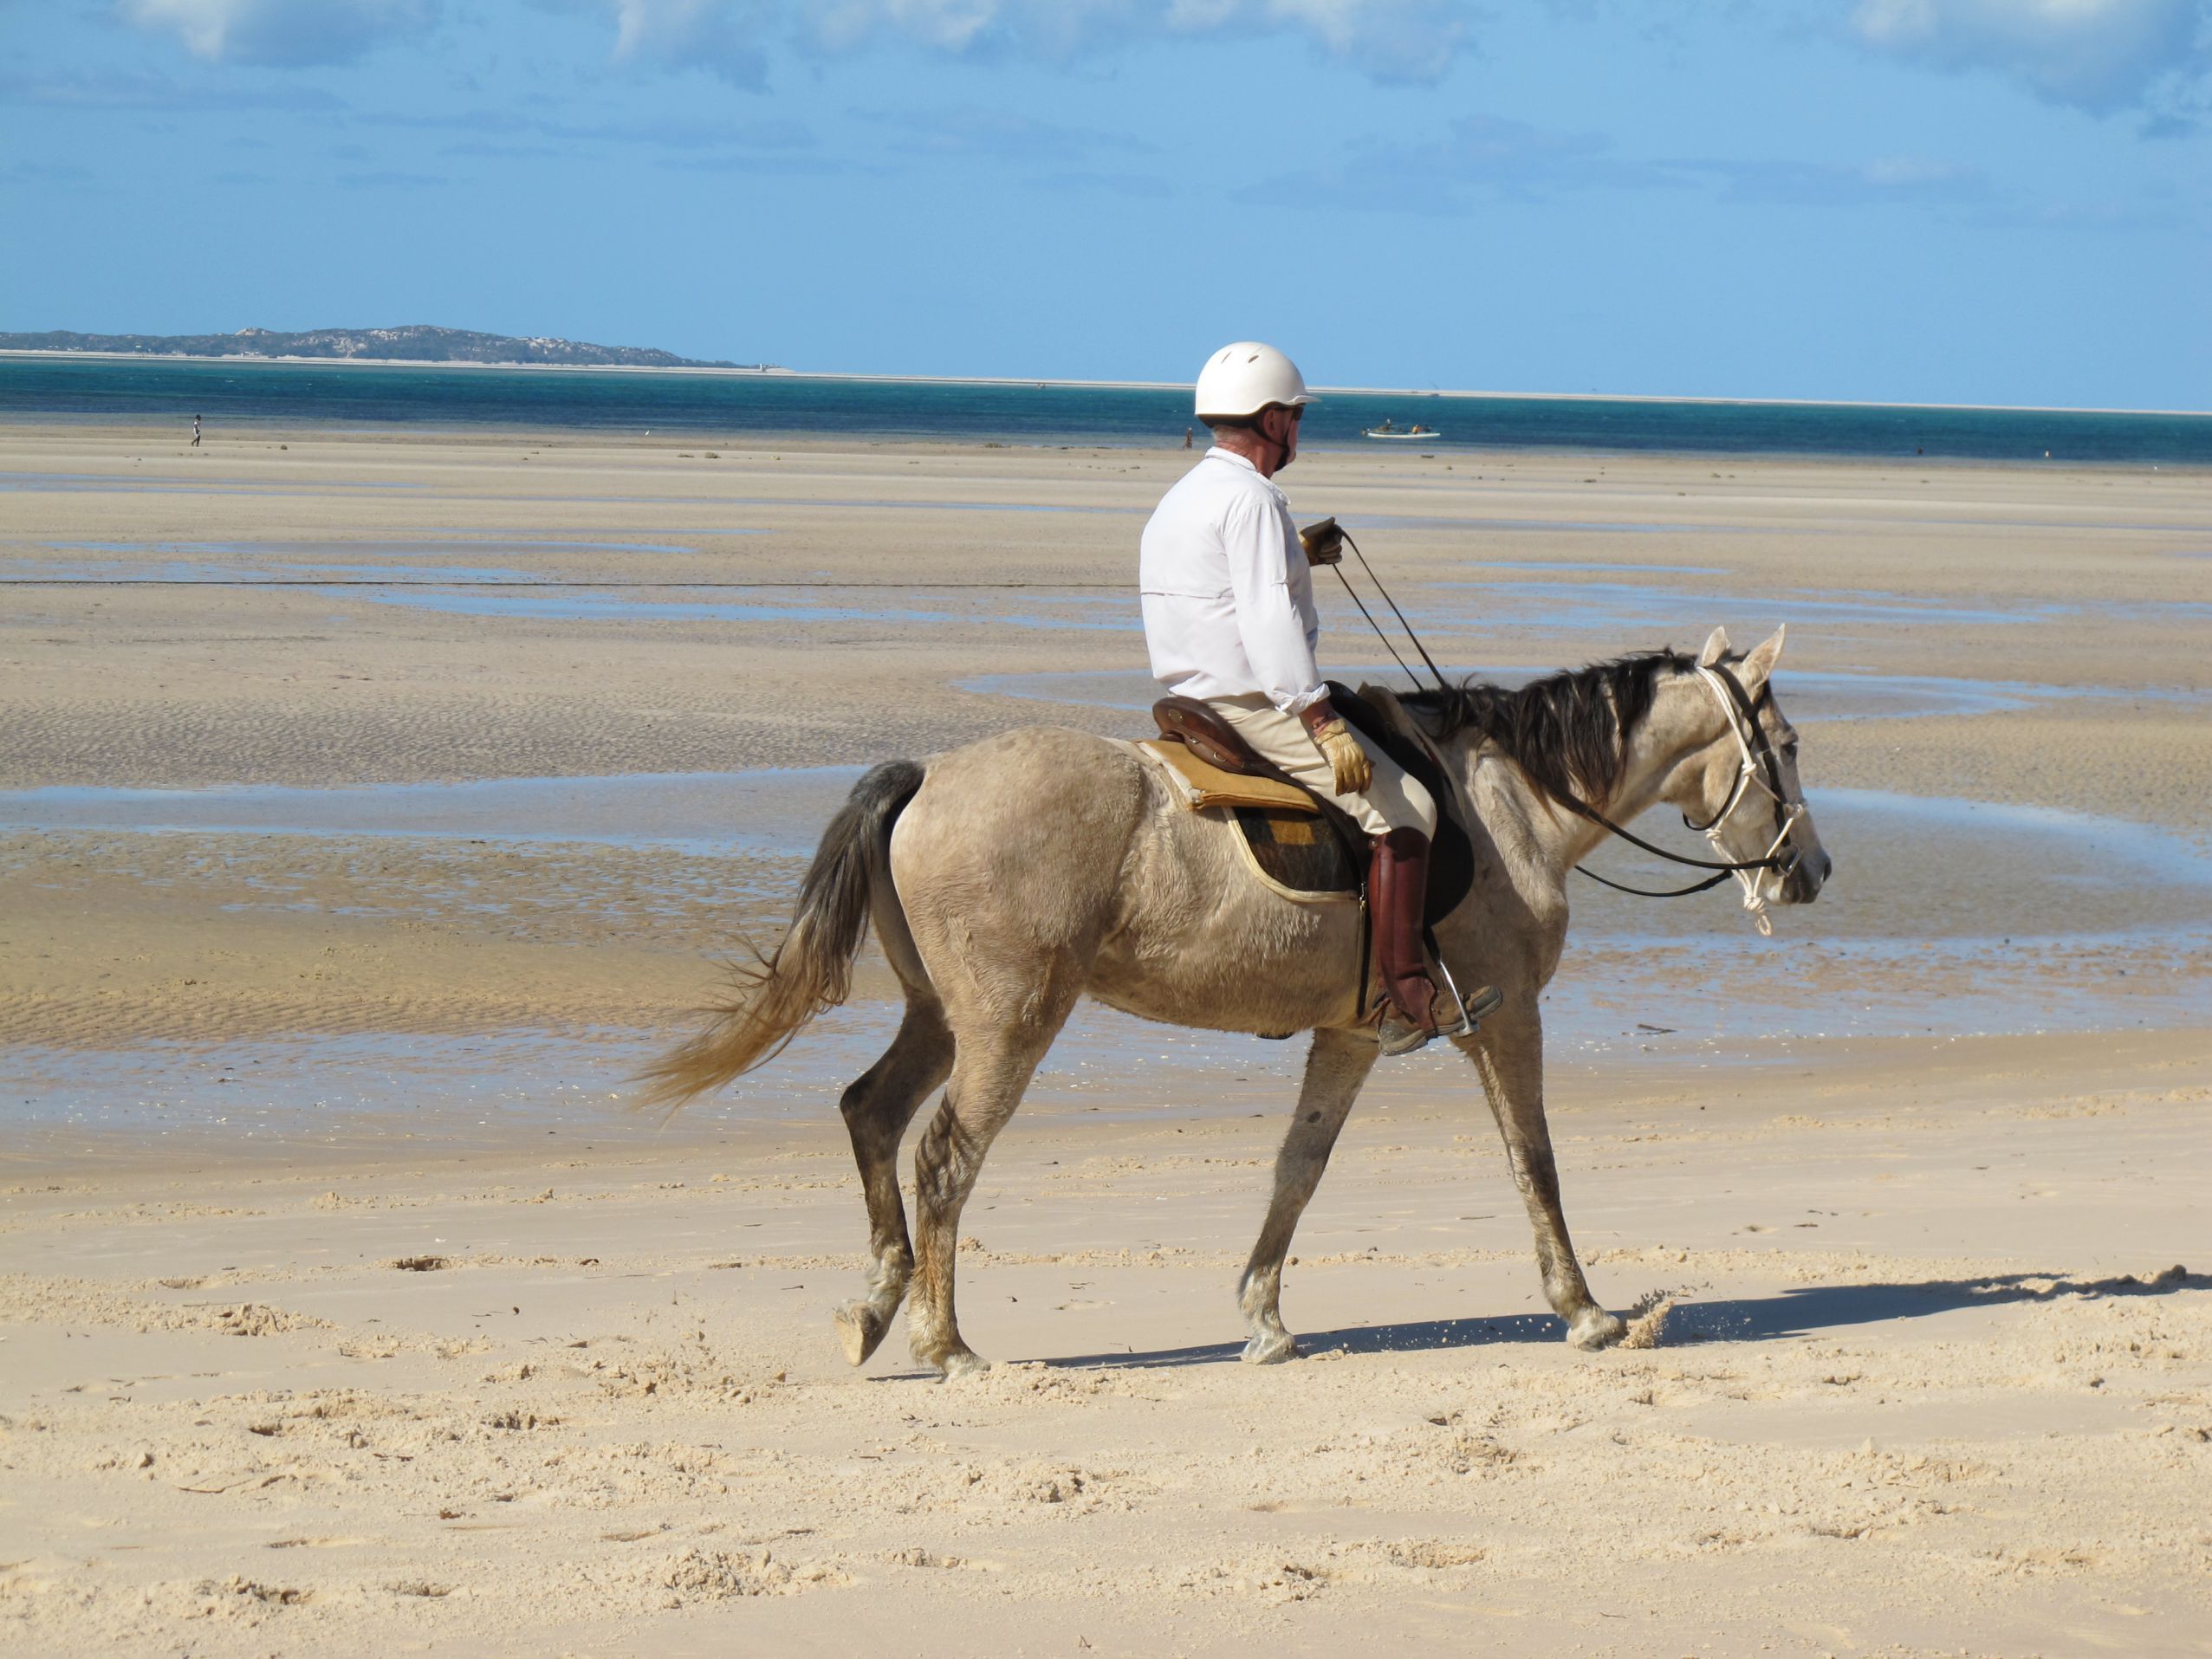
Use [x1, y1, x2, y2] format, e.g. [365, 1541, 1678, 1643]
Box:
[1459, 748, 1601, 894]
[1548, 679, 1711, 872]
[1459, 681, 1706, 886]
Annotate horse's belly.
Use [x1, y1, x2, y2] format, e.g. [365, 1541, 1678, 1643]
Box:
[1089, 879, 1362, 1034]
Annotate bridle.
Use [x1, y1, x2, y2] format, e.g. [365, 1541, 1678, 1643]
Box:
[1554, 661, 1806, 936]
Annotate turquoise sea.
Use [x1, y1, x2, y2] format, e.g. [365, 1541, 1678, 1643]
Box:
[3, 353, 2209, 463]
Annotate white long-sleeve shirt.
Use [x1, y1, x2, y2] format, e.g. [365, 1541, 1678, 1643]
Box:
[1138, 448, 1327, 716]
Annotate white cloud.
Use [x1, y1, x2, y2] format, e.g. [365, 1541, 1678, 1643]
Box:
[1850, 0, 2211, 112]
[117, 0, 440, 66]
[604, 0, 777, 85]
[114, 0, 1469, 82]
[607, 0, 1471, 84]
[808, 1, 1010, 54]
[1256, 0, 1469, 83]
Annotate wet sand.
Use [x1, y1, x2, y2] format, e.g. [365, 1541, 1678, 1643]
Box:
[3, 424, 2209, 1656]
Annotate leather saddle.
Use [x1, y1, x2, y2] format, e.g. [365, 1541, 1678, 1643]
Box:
[1151, 696, 1296, 785]
[1151, 694, 1372, 891]
[1150, 687, 1475, 931]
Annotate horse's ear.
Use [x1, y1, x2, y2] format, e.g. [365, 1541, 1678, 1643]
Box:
[1697, 626, 1730, 668]
[1740, 624, 1787, 690]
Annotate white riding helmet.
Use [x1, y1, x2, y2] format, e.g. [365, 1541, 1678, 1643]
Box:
[1193, 341, 1319, 421]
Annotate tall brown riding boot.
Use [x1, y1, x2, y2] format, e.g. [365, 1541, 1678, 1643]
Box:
[1370, 828, 1502, 1056]
[1372, 828, 1443, 1057]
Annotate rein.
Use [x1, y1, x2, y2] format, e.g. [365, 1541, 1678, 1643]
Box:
[1319, 527, 1802, 932]
[1327, 527, 1453, 695]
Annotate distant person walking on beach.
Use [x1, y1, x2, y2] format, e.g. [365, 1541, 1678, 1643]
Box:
[1183, 425, 1194, 450]
[191, 414, 201, 448]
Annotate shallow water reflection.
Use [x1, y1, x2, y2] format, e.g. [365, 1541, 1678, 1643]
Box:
[1433, 580, 2068, 630]
[33, 537, 728, 561]
[7, 764, 2208, 944]
[10, 906, 2206, 1151]
[0, 1012, 1310, 1144]
[960, 664, 2207, 723]
[363, 590, 1139, 628]
[0, 767, 867, 857]
[5, 748, 2209, 1066]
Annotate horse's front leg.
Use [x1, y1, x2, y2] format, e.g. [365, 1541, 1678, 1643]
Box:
[1236, 1026, 1378, 1364]
[1459, 1002, 1624, 1351]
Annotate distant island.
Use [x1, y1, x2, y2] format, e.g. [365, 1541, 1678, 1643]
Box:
[0, 324, 762, 370]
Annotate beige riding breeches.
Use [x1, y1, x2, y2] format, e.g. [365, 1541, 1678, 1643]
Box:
[1206, 693, 1437, 839]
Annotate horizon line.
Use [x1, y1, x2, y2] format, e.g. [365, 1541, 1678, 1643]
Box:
[3, 347, 2209, 421]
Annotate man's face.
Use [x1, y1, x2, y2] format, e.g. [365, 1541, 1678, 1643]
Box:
[1262, 403, 1303, 467]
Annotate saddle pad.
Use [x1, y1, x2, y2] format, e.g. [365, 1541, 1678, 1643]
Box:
[1232, 806, 1359, 900]
[1136, 739, 1320, 814]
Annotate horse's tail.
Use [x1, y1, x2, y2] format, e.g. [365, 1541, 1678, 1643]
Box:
[636, 760, 925, 1111]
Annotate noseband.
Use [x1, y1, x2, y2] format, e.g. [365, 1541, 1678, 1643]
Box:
[1553, 662, 1804, 936]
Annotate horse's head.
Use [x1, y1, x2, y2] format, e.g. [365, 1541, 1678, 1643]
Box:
[1669, 625, 1831, 921]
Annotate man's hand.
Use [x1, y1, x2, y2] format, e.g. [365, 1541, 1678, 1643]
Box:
[1299, 697, 1373, 795]
[1309, 716, 1372, 796]
[1298, 516, 1344, 567]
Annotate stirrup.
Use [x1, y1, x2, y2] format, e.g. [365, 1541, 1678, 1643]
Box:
[1431, 957, 1503, 1037]
[1376, 959, 1502, 1057]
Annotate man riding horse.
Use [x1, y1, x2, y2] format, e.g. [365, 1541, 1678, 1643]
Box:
[1140, 341, 1476, 1055]
[644, 347, 1831, 1377]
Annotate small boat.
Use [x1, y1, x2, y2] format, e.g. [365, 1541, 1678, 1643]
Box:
[1364, 421, 1439, 440]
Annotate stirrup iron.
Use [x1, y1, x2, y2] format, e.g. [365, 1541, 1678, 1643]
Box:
[1431, 956, 1502, 1036]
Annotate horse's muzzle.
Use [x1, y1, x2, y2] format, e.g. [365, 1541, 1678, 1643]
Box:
[1781, 847, 1832, 904]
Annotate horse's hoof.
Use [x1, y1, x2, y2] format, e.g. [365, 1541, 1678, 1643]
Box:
[834, 1302, 887, 1367]
[1567, 1307, 1626, 1351]
[939, 1347, 991, 1382]
[1242, 1330, 1299, 1365]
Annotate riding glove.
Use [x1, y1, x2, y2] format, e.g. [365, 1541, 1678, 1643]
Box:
[1310, 717, 1373, 796]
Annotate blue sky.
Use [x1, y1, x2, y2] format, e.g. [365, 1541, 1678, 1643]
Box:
[3, 1, 2208, 407]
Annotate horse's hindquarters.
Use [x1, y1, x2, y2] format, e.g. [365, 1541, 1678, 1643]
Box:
[889, 728, 1150, 1022]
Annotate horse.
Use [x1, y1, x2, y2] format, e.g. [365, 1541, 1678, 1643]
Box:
[642, 625, 1831, 1378]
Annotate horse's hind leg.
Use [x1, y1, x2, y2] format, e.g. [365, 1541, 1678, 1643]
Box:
[833, 997, 954, 1366]
[1236, 1027, 1378, 1364]
[1461, 1004, 1624, 1351]
[906, 1001, 1072, 1379]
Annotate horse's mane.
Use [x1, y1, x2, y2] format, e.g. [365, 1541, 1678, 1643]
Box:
[1400, 648, 1703, 811]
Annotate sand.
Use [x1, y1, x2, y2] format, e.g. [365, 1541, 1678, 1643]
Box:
[2, 424, 2209, 1656]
